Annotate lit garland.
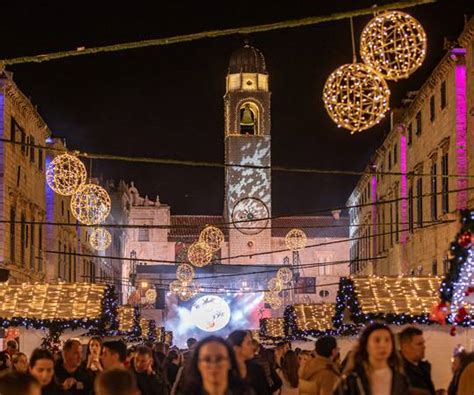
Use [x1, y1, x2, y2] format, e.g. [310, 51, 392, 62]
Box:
[323, 63, 390, 133]
[285, 229, 307, 251]
[199, 226, 225, 252]
[164, 331, 173, 345]
[118, 306, 135, 332]
[176, 264, 195, 282]
[89, 227, 112, 251]
[46, 153, 87, 196]
[259, 317, 285, 340]
[267, 278, 283, 293]
[360, 11, 427, 80]
[187, 241, 213, 267]
[70, 184, 111, 225]
[264, 291, 283, 310]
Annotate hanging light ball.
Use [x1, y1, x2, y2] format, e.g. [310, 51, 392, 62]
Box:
[46, 153, 87, 196]
[169, 280, 182, 294]
[360, 11, 427, 81]
[285, 228, 308, 251]
[199, 226, 225, 252]
[70, 184, 111, 225]
[264, 292, 283, 309]
[145, 289, 157, 304]
[176, 264, 195, 282]
[277, 267, 293, 284]
[89, 227, 112, 251]
[187, 241, 213, 268]
[267, 277, 283, 293]
[323, 63, 390, 133]
[177, 281, 199, 301]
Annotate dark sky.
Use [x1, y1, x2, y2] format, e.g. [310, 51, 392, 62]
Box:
[2, 1, 472, 215]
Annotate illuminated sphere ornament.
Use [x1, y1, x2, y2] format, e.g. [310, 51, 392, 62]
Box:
[177, 281, 199, 301]
[176, 264, 195, 282]
[70, 184, 111, 225]
[187, 241, 213, 268]
[323, 63, 390, 133]
[145, 289, 157, 304]
[285, 228, 308, 252]
[191, 295, 231, 332]
[199, 226, 225, 252]
[264, 292, 283, 309]
[267, 277, 283, 293]
[46, 153, 87, 196]
[169, 280, 182, 294]
[89, 228, 112, 251]
[360, 11, 427, 81]
[277, 267, 293, 284]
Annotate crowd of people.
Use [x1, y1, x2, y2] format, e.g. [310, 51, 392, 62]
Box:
[0, 324, 473, 395]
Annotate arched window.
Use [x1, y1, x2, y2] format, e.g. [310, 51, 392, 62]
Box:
[239, 102, 259, 135]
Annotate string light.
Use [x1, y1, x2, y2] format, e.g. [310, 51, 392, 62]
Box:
[89, 227, 112, 251]
[187, 241, 213, 267]
[118, 306, 135, 332]
[264, 291, 283, 309]
[199, 226, 225, 252]
[277, 267, 293, 284]
[267, 278, 283, 293]
[360, 11, 427, 80]
[70, 184, 111, 225]
[293, 303, 336, 331]
[285, 229, 308, 251]
[46, 153, 87, 196]
[260, 317, 285, 339]
[176, 264, 195, 282]
[323, 63, 390, 133]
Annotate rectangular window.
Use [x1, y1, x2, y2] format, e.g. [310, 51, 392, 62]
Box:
[58, 241, 62, 278]
[441, 81, 447, 109]
[16, 166, 21, 187]
[443, 256, 449, 273]
[408, 186, 414, 233]
[430, 96, 436, 122]
[38, 149, 43, 171]
[442, 153, 449, 213]
[390, 202, 393, 247]
[388, 151, 392, 170]
[417, 177, 423, 228]
[9, 208, 15, 262]
[38, 225, 43, 272]
[432, 259, 438, 275]
[138, 228, 149, 242]
[408, 123, 413, 145]
[393, 143, 398, 165]
[431, 162, 438, 220]
[30, 220, 35, 270]
[395, 197, 399, 242]
[416, 112, 422, 135]
[30, 136, 35, 163]
[382, 207, 386, 251]
[20, 213, 26, 266]
[20, 128, 26, 154]
[10, 117, 16, 142]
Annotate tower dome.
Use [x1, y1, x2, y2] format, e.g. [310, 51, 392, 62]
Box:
[228, 44, 267, 74]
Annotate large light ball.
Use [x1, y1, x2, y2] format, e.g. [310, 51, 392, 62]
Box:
[277, 267, 293, 284]
[264, 291, 283, 309]
[89, 228, 112, 251]
[191, 295, 231, 332]
[323, 63, 390, 133]
[177, 281, 199, 301]
[46, 153, 87, 196]
[187, 241, 213, 268]
[169, 280, 182, 294]
[199, 226, 225, 252]
[176, 264, 195, 282]
[360, 11, 427, 81]
[70, 184, 111, 225]
[285, 228, 308, 251]
[267, 277, 283, 293]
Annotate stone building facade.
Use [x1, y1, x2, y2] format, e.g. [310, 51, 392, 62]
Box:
[347, 17, 474, 276]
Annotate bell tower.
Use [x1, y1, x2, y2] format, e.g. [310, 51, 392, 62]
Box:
[224, 43, 272, 265]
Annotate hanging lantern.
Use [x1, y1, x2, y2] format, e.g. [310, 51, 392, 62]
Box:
[89, 227, 112, 251]
[277, 267, 293, 284]
[267, 277, 283, 293]
[187, 241, 213, 267]
[285, 228, 308, 252]
[176, 264, 195, 282]
[323, 63, 390, 133]
[360, 11, 427, 81]
[46, 153, 87, 196]
[70, 184, 111, 225]
[199, 226, 225, 252]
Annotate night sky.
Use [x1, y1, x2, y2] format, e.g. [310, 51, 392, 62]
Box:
[2, 1, 472, 215]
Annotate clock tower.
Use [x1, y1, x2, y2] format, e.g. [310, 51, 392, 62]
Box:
[224, 44, 272, 265]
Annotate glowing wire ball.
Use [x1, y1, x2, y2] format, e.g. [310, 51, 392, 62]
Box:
[70, 184, 111, 225]
[267, 277, 283, 293]
[199, 226, 225, 252]
[187, 241, 213, 267]
[264, 292, 283, 309]
[89, 228, 112, 251]
[176, 264, 195, 282]
[285, 228, 308, 252]
[145, 289, 157, 303]
[360, 11, 427, 81]
[169, 280, 182, 294]
[277, 267, 293, 284]
[177, 281, 199, 301]
[323, 63, 390, 133]
[46, 153, 87, 196]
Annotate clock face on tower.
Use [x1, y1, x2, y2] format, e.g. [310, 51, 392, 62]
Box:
[231, 197, 269, 235]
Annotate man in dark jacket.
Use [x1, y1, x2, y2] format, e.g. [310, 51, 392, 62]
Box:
[399, 327, 436, 395]
[132, 346, 166, 395]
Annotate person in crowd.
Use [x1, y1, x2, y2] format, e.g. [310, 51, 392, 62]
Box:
[85, 336, 103, 374]
[399, 327, 436, 395]
[252, 346, 282, 393]
[55, 338, 93, 395]
[29, 348, 64, 395]
[227, 329, 271, 394]
[125, 347, 137, 370]
[12, 351, 28, 373]
[153, 342, 168, 370]
[101, 340, 127, 370]
[131, 345, 166, 395]
[94, 368, 139, 395]
[164, 349, 181, 388]
[276, 350, 299, 394]
[0, 370, 41, 395]
[451, 351, 474, 395]
[274, 341, 290, 368]
[186, 338, 197, 350]
[0, 351, 10, 371]
[299, 335, 340, 395]
[4, 339, 18, 358]
[334, 323, 409, 395]
[177, 335, 252, 395]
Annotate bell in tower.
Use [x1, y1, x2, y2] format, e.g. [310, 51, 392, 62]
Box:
[240, 103, 255, 135]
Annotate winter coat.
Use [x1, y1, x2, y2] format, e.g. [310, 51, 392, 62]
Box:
[299, 355, 340, 395]
[402, 358, 435, 395]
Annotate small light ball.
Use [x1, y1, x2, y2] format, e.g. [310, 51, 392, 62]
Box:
[89, 228, 112, 251]
[46, 153, 87, 196]
[177, 281, 199, 301]
[199, 226, 225, 252]
[267, 277, 283, 293]
[323, 63, 390, 133]
[187, 241, 213, 268]
[277, 267, 293, 284]
[145, 289, 157, 303]
[176, 264, 195, 282]
[360, 11, 427, 81]
[285, 228, 308, 251]
[70, 184, 111, 225]
[169, 280, 182, 294]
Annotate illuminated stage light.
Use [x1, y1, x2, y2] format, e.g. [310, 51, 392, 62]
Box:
[191, 295, 231, 332]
